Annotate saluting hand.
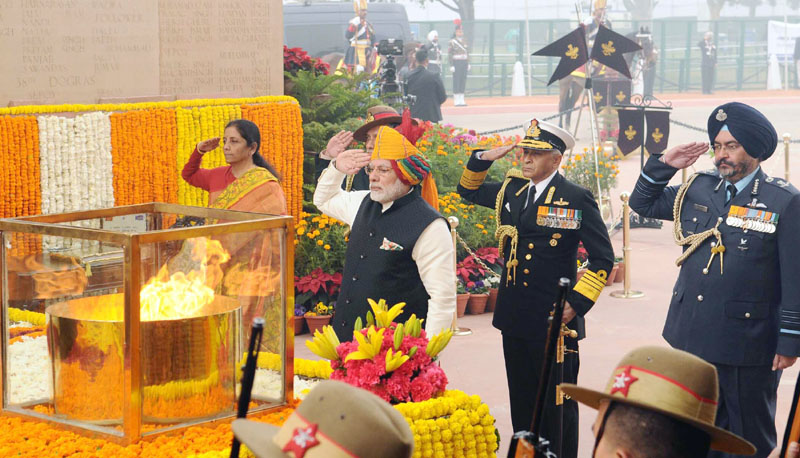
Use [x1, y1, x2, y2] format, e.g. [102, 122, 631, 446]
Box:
[479, 142, 519, 162]
[660, 141, 709, 169]
[197, 137, 220, 154]
[324, 131, 354, 159]
[334, 149, 371, 175]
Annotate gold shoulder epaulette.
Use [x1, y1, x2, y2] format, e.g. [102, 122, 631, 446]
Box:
[505, 168, 526, 179]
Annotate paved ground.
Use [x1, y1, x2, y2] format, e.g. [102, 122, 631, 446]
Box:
[297, 88, 800, 457]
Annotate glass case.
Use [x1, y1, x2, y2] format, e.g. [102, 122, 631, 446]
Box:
[0, 203, 294, 444]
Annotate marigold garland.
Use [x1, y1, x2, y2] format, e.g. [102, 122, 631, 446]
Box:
[0, 96, 297, 116]
[0, 115, 41, 255]
[110, 109, 179, 206]
[8, 307, 46, 326]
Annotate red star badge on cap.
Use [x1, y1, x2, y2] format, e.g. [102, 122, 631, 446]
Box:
[282, 423, 320, 458]
[609, 366, 638, 397]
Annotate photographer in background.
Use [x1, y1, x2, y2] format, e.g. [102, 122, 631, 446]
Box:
[405, 48, 447, 123]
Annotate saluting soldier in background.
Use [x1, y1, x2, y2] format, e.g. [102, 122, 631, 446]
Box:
[457, 120, 614, 458]
[630, 102, 800, 458]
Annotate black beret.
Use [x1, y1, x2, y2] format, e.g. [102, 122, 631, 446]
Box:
[707, 102, 778, 160]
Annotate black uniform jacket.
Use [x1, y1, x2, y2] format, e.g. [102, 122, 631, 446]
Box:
[458, 154, 614, 341]
[405, 66, 447, 123]
[630, 156, 800, 366]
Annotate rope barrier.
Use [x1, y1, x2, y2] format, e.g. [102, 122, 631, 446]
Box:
[476, 105, 583, 136]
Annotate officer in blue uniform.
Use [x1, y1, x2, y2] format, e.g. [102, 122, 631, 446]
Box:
[458, 119, 614, 458]
[630, 102, 800, 458]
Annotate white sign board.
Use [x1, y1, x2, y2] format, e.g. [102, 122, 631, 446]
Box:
[767, 20, 800, 62]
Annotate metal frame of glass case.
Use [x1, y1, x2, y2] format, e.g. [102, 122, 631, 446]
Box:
[0, 203, 295, 444]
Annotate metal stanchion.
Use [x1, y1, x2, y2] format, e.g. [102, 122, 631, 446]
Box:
[448, 216, 471, 336]
[610, 192, 645, 299]
[784, 133, 791, 183]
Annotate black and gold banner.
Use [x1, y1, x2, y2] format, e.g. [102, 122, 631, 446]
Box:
[609, 80, 632, 106]
[533, 27, 589, 85]
[591, 79, 610, 112]
[617, 109, 644, 156]
[645, 111, 670, 155]
[589, 25, 642, 79]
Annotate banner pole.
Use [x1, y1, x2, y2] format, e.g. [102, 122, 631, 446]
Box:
[610, 192, 644, 299]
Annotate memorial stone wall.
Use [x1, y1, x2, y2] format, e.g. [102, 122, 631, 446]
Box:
[0, 0, 283, 106]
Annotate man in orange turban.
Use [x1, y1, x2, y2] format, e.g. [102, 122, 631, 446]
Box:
[313, 126, 455, 342]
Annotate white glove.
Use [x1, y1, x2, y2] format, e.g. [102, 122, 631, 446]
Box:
[350, 17, 360, 27]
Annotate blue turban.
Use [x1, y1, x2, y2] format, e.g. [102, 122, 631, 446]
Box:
[707, 102, 778, 160]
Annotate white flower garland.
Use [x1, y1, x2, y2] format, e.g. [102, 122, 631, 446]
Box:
[6, 337, 317, 407]
[38, 113, 114, 251]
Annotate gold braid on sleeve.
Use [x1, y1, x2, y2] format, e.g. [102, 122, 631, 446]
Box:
[672, 173, 727, 274]
[494, 170, 524, 286]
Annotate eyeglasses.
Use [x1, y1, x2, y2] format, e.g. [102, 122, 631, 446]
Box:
[713, 142, 742, 154]
[365, 164, 393, 176]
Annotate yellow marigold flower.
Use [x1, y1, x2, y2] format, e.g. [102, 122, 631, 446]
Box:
[316, 239, 324, 246]
[297, 227, 305, 235]
[324, 244, 331, 250]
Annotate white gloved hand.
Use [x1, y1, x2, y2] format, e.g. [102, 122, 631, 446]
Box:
[350, 17, 360, 27]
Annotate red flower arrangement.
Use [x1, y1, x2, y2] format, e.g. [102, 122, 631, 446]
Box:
[305, 299, 452, 404]
[295, 268, 342, 313]
[283, 46, 330, 76]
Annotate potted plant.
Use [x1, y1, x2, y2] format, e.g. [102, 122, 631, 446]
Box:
[466, 280, 490, 314]
[283, 45, 330, 95]
[293, 304, 307, 336]
[305, 301, 334, 334]
[485, 274, 500, 313]
[614, 256, 625, 283]
[456, 281, 470, 318]
[473, 247, 502, 313]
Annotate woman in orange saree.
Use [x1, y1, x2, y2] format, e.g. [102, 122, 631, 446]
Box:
[183, 119, 287, 350]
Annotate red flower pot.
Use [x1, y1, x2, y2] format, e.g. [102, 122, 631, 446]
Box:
[456, 293, 470, 318]
[614, 262, 625, 283]
[608, 264, 619, 285]
[467, 294, 489, 314]
[486, 288, 499, 312]
[293, 316, 306, 335]
[305, 315, 332, 335]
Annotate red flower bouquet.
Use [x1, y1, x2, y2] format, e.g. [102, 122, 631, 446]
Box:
[305, 299, 452, 403]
